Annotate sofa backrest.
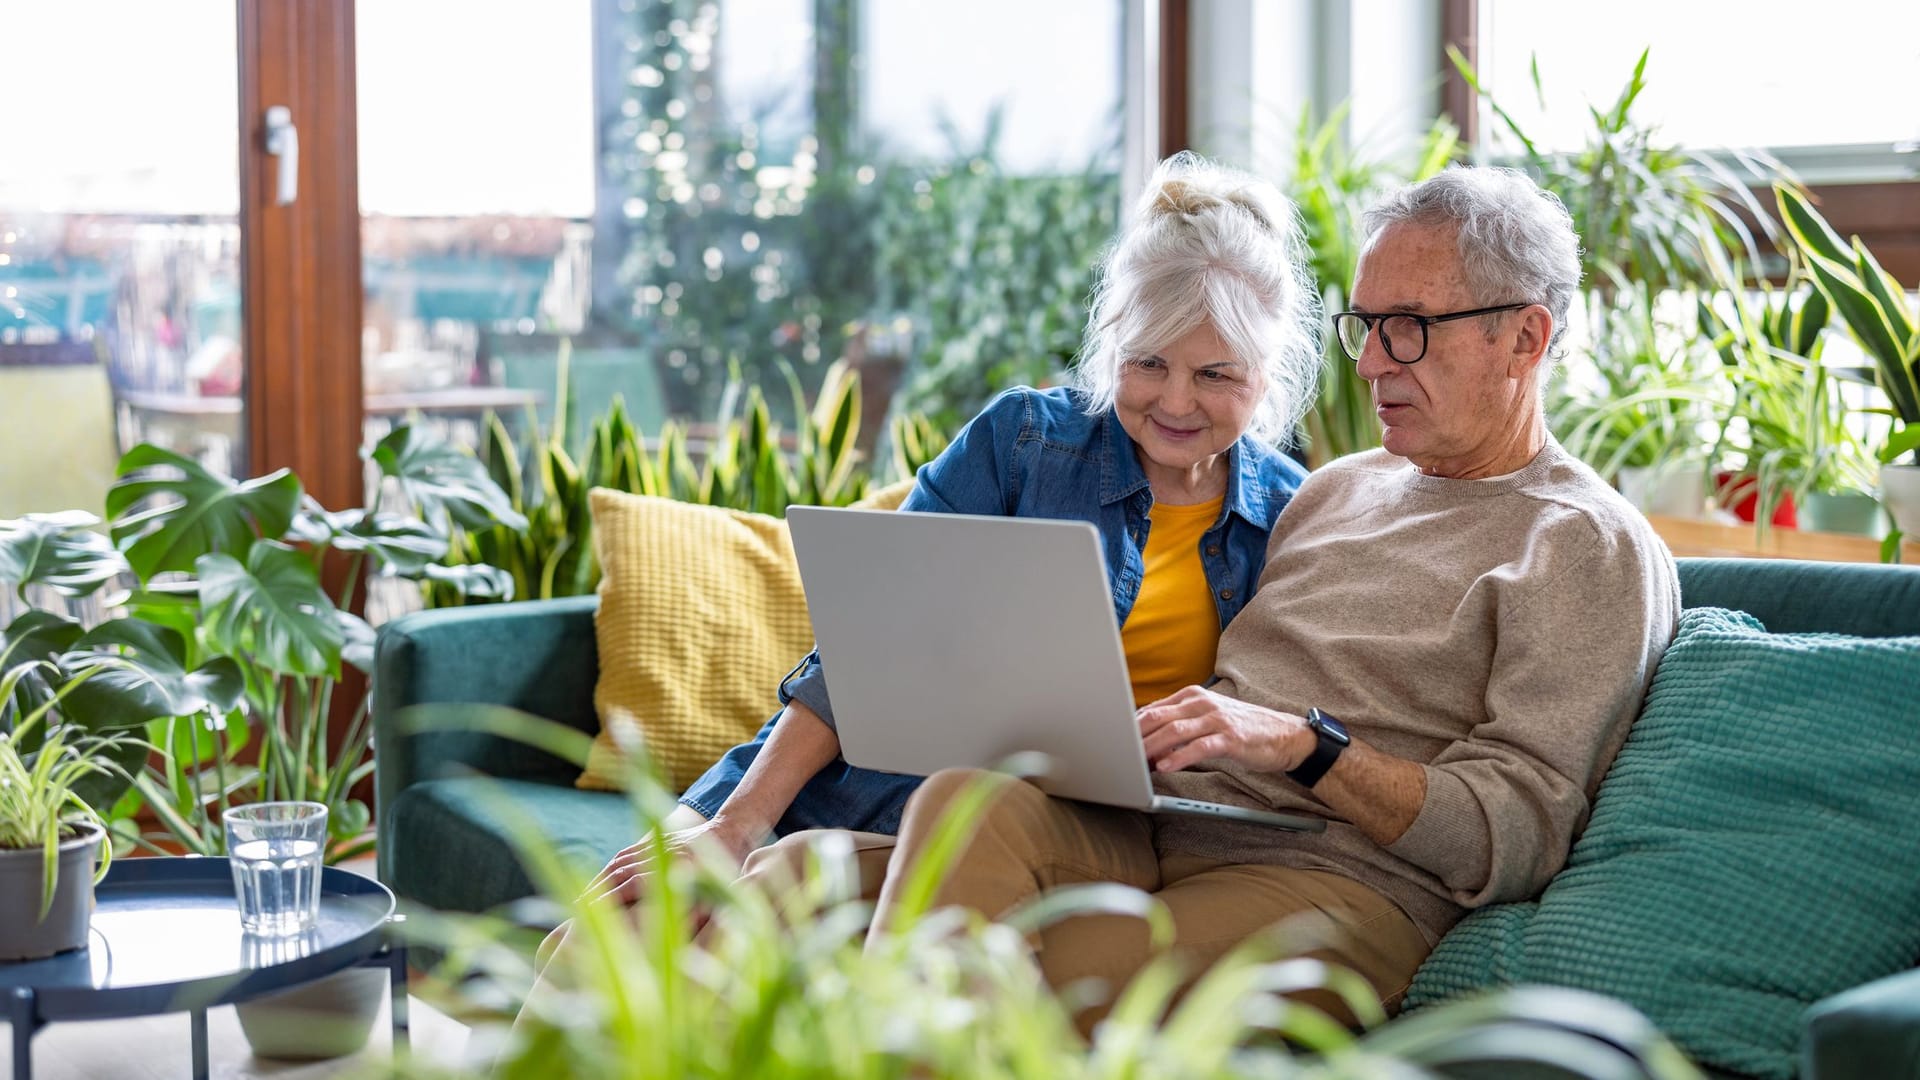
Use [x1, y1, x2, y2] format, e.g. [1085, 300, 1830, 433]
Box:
[1676, 557, 1920, 638]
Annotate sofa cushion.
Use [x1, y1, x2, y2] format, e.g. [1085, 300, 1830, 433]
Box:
[581, 481, 916, 794]
[1406, 606, 1920, 1080]
[583, 490, 814, 794]
[384, 776, 634, 915]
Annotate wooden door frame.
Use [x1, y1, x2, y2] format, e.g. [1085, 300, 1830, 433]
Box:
[238, 0, 364, 514]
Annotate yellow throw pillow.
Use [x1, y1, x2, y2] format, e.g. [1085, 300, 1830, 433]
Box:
[579, 479, 916, 793]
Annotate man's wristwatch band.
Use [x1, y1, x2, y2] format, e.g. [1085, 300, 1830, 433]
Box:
[1287, 707, 1351, 789]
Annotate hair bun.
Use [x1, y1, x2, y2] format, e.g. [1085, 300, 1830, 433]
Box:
[1151, 179, 1220, 218]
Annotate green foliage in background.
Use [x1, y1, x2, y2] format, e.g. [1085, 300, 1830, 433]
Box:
[2, 431, 519, 866]
[1701, 271, 1877, 519]
[1282, 105, 1460, 465]
[429, 352, 948, 608]
[867, 115, 1120, 433]
[1554, 284, 1727, 481]
[601, 0, 1119, 431]
[1776, 183, 1920, 463]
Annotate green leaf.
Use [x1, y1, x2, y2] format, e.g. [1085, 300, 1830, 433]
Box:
[1881, 424, 1920, 465]
[0, 512, 130, 598]
[61, 618, 245, 729]
[366, 425, 528, 532]
[293, 500, 451, 577]
[105, 445, 301, 582]
[196, 542, 343, 678]
[1, 610, 84, 678]
[1775, 183, 1851, 266]
[420, 562, 515, 601]
[336, 609, 377, 674]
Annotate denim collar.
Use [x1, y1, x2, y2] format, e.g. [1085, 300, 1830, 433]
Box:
[1097, 408, 1275, 528]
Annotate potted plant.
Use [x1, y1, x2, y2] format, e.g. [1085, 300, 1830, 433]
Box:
[0, 511, 232, 959]
[1775, 183, 1920, 546]
[1554, 284, 1724, 518]
[0, 429, 516, 1050]
[1701, 277, 1883, 536]
[75, 429, 520, 1057]
[0, 686, 124, 960]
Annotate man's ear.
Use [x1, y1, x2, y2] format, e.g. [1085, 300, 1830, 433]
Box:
[1506, 304, 1553, 379]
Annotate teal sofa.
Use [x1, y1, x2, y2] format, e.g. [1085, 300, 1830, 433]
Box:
[372, 557, 1920, 1078]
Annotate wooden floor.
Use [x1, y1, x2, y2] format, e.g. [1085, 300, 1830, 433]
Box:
[11, 987, 474, 1080]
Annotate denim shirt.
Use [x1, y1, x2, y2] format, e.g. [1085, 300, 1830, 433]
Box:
[678, 385, 1308, 836]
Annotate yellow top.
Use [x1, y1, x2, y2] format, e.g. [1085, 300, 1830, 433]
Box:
[1121, 495, 1225, 708]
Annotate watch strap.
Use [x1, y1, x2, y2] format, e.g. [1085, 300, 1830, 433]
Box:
[1287, 708, 1346, 789]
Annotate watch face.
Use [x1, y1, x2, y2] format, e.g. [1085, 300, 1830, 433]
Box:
[1310, 708, 1352, 745]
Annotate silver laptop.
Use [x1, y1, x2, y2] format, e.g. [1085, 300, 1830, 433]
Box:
[785, 506, 1324, 832]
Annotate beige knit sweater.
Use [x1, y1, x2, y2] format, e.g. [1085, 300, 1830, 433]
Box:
[1153, 441, 1680, 944]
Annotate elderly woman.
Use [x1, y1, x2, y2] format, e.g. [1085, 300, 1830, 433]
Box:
[579, 151, 1324, 908]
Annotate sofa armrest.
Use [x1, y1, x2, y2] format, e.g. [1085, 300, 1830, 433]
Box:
[1803, 967, 1920, 1080]
[373, 597, 601, 875]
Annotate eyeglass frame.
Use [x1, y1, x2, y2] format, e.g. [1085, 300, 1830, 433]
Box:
[1331, 303, 1535, 365]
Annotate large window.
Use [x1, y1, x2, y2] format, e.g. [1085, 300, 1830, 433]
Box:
[0, 2, 246, 524]
[1477, 1, 1920, 181]
[353, 0, 1128, 461]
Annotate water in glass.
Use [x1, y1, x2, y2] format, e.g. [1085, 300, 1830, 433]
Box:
[229, 837, 324, 935]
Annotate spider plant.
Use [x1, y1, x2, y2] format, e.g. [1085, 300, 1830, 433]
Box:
[1554, 284, 1726, 498]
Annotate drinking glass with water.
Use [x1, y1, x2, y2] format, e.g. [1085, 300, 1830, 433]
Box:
[225, 802, 328, 936]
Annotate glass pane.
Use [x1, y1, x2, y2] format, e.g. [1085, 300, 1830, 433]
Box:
[0, 1, 243, 616]
[356, 0, 1125, 443]
[1479, 1, 1920, 154]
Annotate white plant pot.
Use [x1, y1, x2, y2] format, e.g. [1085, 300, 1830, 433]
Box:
[1618, 465, 1708, 519]
[235, 965, 386, 1061]
[1883, 463, 1920, 537]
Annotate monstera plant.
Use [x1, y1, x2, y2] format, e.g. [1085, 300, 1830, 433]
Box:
[0, 425, 521, 864]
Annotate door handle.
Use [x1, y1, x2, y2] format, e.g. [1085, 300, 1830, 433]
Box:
[264, 105, 298, 206]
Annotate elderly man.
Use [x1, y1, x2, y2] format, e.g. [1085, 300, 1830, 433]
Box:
[866, 165, 1682, 1024]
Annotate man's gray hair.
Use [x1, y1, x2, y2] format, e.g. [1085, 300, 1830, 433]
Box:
[1361, 166, 1583, 360]
[1072, 152, 1322, 443]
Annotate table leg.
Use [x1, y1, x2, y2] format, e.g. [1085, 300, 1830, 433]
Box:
[8, 986, 39, 1080]
[387, 944, 411, 1053]
[190, 1007, 209, 1080]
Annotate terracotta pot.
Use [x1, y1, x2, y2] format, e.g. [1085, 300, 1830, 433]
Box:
[0, 822, 101, 960]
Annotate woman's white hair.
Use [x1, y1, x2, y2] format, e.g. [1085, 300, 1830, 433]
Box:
[1071, 152, 1323, 444]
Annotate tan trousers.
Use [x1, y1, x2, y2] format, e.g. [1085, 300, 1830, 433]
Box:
[868, 768, 1433, 1032]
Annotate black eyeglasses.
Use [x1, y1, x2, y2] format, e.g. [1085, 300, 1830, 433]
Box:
[1332, 303, 1533, 364]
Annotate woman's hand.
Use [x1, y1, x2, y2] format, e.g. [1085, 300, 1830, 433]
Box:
[1137, 684, 1314, 774]
[582, 816, 760, 905]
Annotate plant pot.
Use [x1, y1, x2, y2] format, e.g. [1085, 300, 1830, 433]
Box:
[235, 965, 387, 1061]
[1714, 471, 1797, 528]
[1883, 463, 1920, 537]
[1799, 492, 1890, 538]
[1618, 466, 1707, 518]
[0, 822, 101, 960]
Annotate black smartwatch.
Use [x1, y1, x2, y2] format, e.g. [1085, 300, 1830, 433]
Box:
[1287, 708, 1350, 789]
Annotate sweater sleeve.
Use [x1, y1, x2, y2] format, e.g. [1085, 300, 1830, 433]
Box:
[1385, 516, 1680, 906]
